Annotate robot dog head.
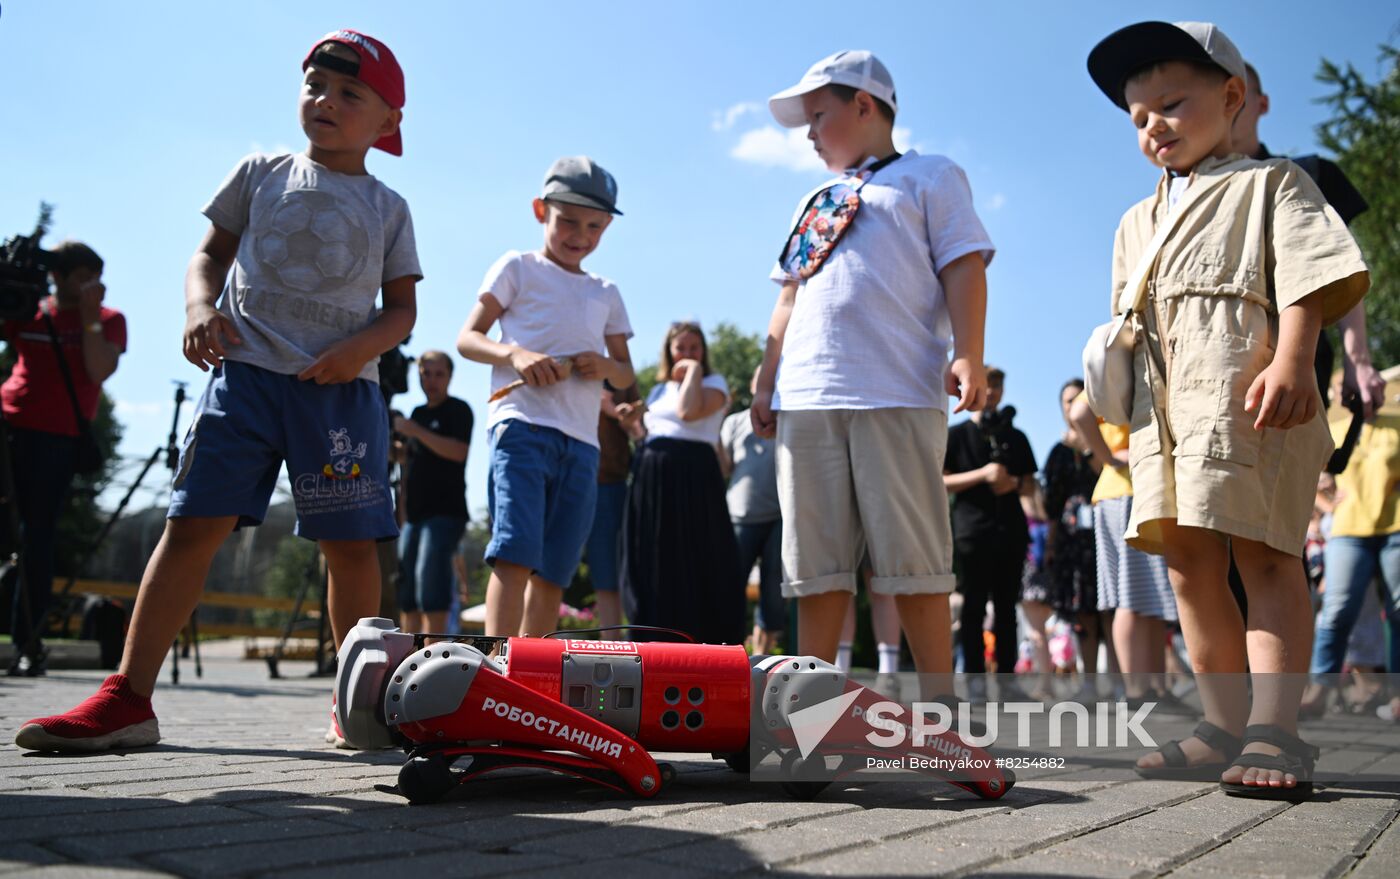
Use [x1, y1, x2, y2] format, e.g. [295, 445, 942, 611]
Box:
[334, 618, 418, 749]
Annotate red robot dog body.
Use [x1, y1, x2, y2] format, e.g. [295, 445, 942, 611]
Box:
[335, 618, 1013, 804]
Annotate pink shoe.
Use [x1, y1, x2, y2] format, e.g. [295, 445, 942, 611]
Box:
[15, 674, 160, 752]
[325, 698, 354, 749]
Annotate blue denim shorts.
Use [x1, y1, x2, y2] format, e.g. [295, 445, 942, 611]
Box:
[585, 481, 629, 592]
[398, 515, 468, 612]
[169, 361, 396, 542]
[486, 420, 599, 587]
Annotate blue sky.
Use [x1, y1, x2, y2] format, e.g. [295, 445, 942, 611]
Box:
[3, 1, 1396, 516]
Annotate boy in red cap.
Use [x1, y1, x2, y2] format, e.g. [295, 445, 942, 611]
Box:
[14, 29, 421, 753]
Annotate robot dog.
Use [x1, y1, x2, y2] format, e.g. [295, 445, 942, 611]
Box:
[336, 619, 1014, 804]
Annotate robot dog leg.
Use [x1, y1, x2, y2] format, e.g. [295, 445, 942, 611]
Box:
[750, 655, 1014, 801]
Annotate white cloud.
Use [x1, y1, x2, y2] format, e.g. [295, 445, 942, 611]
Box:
[729, 126, 826, 173]
[726, 121, 921, 175]
[114, 400, 164, 417]
[711, 102, 762, 132]
[250, 141, 296, 156]
[985, 192, 1007, 211]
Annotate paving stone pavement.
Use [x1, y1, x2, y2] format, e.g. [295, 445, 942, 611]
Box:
[1, 647, 1397, 878]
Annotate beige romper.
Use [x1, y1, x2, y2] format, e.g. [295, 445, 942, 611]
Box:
[1113, 155, 1369, 557]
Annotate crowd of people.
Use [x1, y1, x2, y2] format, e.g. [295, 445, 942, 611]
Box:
[7, 22, 1392, 809]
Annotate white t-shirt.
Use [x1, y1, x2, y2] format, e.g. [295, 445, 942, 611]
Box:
[644, 373, 730, 445]
[480, 250, 632, 447]
[769, 150, 994, 412]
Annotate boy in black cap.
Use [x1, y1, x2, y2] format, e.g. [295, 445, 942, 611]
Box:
[1086, 20, 1368, 800]
[15, 29, 421, 753]
[457, 157, 635, 640]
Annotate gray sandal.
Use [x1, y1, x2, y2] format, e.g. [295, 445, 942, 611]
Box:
[1219, 724, 1319, 802]
[1136, 720, 1242, 781]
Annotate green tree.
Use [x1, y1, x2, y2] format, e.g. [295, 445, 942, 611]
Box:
[254, 535, 321, 629]
[1316, 45, 1400, 367]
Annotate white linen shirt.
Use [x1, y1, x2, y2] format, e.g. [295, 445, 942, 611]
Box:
[769, 150, 994, 412]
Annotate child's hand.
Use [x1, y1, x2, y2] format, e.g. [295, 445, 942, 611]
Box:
[299, 339, 370, 385]
[183, 303, 242, 371]
[946, 357, 987, 414]
[616, 401, 645, 428]
[751, 390, 777, 439]
[573, 351, 613, 382]
[1245, 358, 1321, 431]
[510, 347, 566, 387]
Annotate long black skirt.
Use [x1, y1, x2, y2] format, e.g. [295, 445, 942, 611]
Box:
[621, 438, 744, 645]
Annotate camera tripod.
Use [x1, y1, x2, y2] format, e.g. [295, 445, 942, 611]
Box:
[6, 381, 193, 682]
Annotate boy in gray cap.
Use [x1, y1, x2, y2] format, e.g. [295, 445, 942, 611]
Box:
[753, 50, 994, 714]
[457, 157, 635, 638]
[1086, 20, 1369, 801]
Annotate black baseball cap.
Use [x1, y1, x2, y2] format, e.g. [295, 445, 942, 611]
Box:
[1088, 21, 1248, 111]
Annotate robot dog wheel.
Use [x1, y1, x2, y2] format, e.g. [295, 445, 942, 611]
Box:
[398, 754, 457, 804]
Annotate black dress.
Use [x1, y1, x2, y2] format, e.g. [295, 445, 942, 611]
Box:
[621, 437, 744, 644]
[1042, 441, 1099, 616]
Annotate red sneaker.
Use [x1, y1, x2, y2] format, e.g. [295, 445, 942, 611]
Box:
[14, 674, 160, 752]
[325, 697, 353, 749]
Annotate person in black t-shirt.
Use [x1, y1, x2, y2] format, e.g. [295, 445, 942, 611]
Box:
[392, 351, 473, 635]
[943, 367, 1038, 684]
[1234, 61, 1383, 416]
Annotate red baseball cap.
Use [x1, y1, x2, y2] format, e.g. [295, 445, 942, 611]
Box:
[302, 29, 405, 156]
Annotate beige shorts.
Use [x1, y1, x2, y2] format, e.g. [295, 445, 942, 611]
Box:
[776, 408, 956, 597]
[1126, 293, 1334, 558]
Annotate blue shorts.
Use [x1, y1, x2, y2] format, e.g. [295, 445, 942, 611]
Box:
[486, 420, 598, 587]
[585, 481, 628, 593]
[398, 515, 467, 613]
[169, 361, 397, 542]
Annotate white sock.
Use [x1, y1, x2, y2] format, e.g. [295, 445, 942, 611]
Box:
[877, 643, 900, 675]
[836, 642, 853, 672]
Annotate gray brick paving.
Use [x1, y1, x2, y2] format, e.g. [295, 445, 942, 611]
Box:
[1, 649, 1397, 877]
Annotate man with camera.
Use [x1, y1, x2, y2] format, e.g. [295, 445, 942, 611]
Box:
[2, 240, 125, 675]
[943, 366, 1037, 689]
[391, 350, 472, 636]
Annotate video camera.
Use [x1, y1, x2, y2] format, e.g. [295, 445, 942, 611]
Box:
[377, 334, 415, 406]
[0, 204, 56, 322]
[980, 404, 1018, 464]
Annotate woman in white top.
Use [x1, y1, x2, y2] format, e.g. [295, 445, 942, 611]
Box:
[620, 323, 744, 644]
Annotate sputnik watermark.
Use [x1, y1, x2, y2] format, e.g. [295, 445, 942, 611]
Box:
[791, 698, 1159, 757]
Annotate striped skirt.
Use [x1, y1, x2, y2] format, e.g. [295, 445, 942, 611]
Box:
[1094, 495, 1178, 621]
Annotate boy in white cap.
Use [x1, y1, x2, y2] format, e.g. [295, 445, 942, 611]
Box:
[1086, 21, 1369, 800]
[752, 51, 994, 709]
[457, 157, 635, 639]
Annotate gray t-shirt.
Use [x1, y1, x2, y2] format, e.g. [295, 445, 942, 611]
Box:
[720, 410, 780, 524]
[202, 153, 422, 382]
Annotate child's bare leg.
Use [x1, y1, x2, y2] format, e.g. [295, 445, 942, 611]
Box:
[119, 516, 238, 697]
[485, 560, 530, 637]
[521, 575, 564, 637]
[423, 611, 449, 634]
[1226, 537, 1313, 789]
[895, 593, 954, 699]
[1138, 522, 1247, 769]
[798, 591, 852, 663]
[1114, 609, 1164, 697]
[594, 591, 622, 636]
[1021, 599, 1054, 689]
[320, 539, 381, 647]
